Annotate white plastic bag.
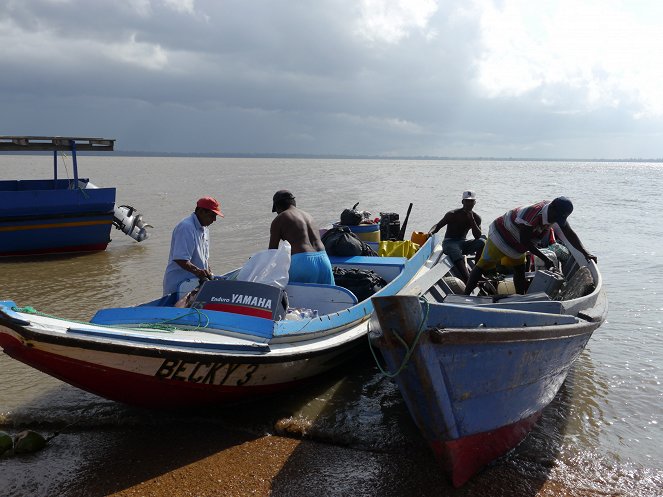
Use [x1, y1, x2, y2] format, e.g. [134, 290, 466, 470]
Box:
[236, 240, 291, 289]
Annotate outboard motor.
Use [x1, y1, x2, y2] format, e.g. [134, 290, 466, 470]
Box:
[85, 182, 152, 242]
[113, 205, 152, 242]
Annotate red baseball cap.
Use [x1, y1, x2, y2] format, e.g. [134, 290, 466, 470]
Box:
[196, 196, 224, 217]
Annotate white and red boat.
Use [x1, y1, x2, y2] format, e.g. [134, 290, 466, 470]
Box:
[0, 237, 444, 408]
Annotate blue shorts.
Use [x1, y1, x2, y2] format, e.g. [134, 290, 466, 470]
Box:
[289, 251, 335, 284]
[442, 236, 486, 263]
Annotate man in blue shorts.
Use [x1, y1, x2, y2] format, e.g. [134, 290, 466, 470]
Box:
[163, 196, 223, 296]
[269, 190, 334, 285]
[429, 190, 486, 283]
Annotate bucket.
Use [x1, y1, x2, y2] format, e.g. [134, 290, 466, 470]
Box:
[346, 224, 380, 242]
[410, 231, 430, 246]
[497, 279, 517, 295]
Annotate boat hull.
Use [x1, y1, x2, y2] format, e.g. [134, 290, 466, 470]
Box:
[371, 287, 606, 486]
[0, 322, 362, 408]
[0, 179, 115, 256]
[0, 236, 441, 408]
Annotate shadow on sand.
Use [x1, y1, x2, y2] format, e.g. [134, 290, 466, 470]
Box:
[0, 346, 586, 497]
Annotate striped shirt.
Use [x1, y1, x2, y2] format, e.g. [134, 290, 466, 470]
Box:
[488, 201, 552, 259]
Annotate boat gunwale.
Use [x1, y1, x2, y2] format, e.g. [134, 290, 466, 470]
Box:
[0, 319, 367, 364]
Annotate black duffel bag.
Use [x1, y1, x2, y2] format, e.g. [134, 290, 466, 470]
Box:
[332, 267, 386, 302]
[322, 226, 376, 256]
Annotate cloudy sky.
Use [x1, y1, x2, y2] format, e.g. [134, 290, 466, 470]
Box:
[2, 0, 662, 158]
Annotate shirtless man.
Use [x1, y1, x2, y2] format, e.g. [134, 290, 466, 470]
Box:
[269, 190, 335, 284]
[428, 190, 485, 283]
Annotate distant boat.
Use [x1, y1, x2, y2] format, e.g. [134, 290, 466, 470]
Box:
[0, 136, 150, 257]
[370, 229, 607, 486]
[0, 238, 444, 408]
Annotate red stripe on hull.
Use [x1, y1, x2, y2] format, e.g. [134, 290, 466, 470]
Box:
[431, 411, 543, 487]
[0, 337, 301, 408]
[203, 303, 273, 319]
[0, 242, 108, 257]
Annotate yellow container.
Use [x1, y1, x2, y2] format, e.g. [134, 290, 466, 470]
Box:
[347, 224, 380, 242]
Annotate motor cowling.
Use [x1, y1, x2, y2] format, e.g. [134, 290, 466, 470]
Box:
[113, 205, 152, 242]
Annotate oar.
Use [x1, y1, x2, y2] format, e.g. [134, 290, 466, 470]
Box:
[398, 203, 413, 241]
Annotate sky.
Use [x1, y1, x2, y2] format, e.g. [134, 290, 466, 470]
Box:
[2, 0, 663, 159]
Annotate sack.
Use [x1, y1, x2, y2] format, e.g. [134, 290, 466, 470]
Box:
[236, 240, 291, 289]
[322, 226, 377, 256]
[340, 209, 362, 226]
[378, 240, 420, 259]
[410, 231, 430, 246]
[332, 267, 387, 302]
[340, 202, 363, 226]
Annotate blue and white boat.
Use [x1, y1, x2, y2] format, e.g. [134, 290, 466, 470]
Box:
[370, 229, 607, 486]
[0, 238, 444, 408]
[0, 136, 150, 257]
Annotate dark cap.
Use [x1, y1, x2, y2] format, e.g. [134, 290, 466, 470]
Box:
[550, 196, 573, 226]
[272, 190, 295, 212]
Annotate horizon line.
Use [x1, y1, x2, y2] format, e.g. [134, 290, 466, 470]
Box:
[2, 150, 662, 162]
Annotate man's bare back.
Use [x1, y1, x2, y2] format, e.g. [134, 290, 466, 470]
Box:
[270, 206, 325, 254]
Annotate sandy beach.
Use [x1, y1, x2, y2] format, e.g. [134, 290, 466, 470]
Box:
[12, 426, 580, 497]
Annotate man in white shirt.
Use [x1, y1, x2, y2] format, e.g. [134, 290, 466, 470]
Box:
[162, 196, 223, 296]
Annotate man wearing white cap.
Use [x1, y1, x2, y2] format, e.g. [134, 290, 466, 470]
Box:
[163, 196, 224, 296]
[429, 190, 485, 283]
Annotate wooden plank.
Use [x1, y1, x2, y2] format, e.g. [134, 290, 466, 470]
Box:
[0, 136, 114, 152]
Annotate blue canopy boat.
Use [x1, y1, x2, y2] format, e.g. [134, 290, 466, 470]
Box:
[0, 238, 444, 408]
[370, 229, 607, 486]
[0, 136, 150, 257]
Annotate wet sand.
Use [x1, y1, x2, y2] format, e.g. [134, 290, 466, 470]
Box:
[3, 355, 654, 497]
[2, 423, 591, 497]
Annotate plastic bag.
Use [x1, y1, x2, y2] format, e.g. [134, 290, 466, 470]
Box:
[236, 240, 291, 289]
[378, 240, 420, 259]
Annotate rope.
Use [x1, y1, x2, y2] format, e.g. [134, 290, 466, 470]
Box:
[58, 150, 89, 197]
[368, 296, 430, 378]
[10, 306, 210, 333]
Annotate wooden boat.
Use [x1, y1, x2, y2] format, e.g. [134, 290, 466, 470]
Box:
[0, 237, 444, 408]
[0, 136, 150, 257]
[369, 229, 607, 486]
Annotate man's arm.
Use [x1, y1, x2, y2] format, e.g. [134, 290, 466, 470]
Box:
[174, 260, 212, 280]
[519, 225, 555, 270]
[469, 212, 482, 239]
[269, 216, 283, 249]
[429, 213, 449, 235]
[560, 223, 597, 262]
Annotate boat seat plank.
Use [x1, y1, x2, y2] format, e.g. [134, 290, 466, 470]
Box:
[329, 255, 407, 281]
[443, 294, 565, 314]
[428, 303, 578, 328]
[285, 282, 358, 314]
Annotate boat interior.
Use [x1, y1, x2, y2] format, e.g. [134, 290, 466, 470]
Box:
[415, 239, 602, 327]
[86, 253, 419, 342]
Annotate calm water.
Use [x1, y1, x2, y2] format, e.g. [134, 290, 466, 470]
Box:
[1, 156, 662, 496]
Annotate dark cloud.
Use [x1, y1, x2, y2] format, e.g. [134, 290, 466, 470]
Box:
[0, 0, 658, 158]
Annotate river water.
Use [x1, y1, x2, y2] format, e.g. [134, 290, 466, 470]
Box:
[0, 156, 661, 496]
